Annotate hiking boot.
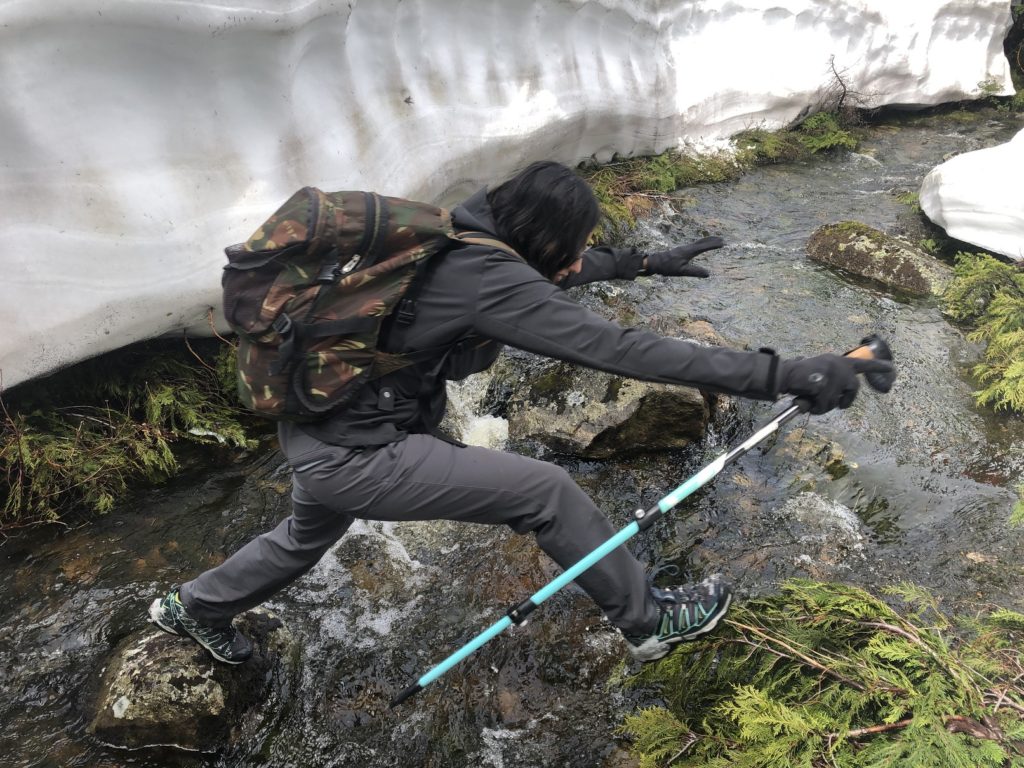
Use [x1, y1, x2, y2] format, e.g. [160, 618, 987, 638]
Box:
[623, 574, 732, 662]
[148, 589, 253, 664]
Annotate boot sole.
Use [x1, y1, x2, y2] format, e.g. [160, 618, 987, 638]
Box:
[148, 598, 249, 665]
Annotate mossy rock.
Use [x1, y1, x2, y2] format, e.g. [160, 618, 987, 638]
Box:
[88, 609, 296, 753]
[806, 221, 953, 296]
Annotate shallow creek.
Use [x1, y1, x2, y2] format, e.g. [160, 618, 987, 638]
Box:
[1, 111, 1022, 768]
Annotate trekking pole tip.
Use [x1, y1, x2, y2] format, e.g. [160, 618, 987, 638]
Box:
[390, 682, 423, 708]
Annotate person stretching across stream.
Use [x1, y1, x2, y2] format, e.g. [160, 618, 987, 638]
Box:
[149, 161, 891, 665]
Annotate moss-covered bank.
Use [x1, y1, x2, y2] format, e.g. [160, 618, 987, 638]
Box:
[0, 338, 263, 533]
[579, 110, 863, 238]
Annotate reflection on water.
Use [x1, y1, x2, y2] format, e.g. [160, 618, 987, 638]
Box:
[2, 112, 1023, 768]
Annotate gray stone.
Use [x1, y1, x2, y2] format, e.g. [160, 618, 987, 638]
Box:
[88, 609, 296, 753]
[806, 221, 953, 296]
[507, 361, 711, 458]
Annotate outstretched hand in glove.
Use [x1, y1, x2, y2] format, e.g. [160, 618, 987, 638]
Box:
[778, 354, 896, 415]
[642, 236, 725, 278]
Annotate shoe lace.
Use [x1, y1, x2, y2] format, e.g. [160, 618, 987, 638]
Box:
[646, 564, 701, 612]
[646, 562, 680, 590]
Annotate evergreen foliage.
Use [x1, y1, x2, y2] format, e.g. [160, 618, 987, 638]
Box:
[0, 340, 257, 531]
[797, 112, 859, 153]
[619, 581, 1024, 768]
[942, 252, 1024, 413]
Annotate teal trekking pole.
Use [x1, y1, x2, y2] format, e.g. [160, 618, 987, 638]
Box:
[390, 336, 895, 707]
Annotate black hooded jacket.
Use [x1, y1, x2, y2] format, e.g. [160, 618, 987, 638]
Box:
[300, 188, 780, 447]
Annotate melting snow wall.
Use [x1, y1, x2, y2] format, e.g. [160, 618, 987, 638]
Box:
[0, 0, 1014, 387]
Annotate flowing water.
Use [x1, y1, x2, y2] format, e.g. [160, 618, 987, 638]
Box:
[2, 110, 1023, 768]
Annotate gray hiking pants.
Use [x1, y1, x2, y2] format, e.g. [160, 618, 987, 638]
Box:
[180, 425, 659, 635]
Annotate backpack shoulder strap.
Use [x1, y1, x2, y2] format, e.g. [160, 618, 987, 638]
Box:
[451, 231, 522, 260]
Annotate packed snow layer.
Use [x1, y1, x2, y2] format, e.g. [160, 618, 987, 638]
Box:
[920, 127, 1024, 262]
[0, 0, 1015, 387]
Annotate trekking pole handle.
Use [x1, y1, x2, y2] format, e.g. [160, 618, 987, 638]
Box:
[845, 334, 895, 393]
[792, 333, 895, 414]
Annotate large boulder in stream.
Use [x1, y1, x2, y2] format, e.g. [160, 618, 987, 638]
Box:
[88, 609, 296, 753]
[807, 221, 952, 296]
[507, 363, 712, 459]
[504, 319, 733, 458]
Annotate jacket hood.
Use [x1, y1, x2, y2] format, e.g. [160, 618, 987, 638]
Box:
[450, 188, 500, 238]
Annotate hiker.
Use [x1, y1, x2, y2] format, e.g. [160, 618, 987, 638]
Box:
[150, 161, 889, 665]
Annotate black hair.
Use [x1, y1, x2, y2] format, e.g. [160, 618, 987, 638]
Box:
[486, 161, 600, 278]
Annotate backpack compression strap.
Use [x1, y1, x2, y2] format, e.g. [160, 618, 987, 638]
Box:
[451, 231, 522, 260]
[371, 231, 519, 375]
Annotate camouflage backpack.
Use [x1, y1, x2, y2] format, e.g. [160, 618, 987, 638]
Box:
[222, 186, 517, 420]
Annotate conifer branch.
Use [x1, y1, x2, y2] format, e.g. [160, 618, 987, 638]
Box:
[725, 619, 870, 692]
[841, 718, 913, 739]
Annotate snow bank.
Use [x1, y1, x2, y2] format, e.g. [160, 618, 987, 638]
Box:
[0, 0, 1014, 386]
[920, 127, 1024, 262]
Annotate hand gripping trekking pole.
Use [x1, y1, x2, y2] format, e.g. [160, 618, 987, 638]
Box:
[390, 335, 894, 707]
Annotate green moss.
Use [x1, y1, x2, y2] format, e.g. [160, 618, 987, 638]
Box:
[580, 150, 745, 238]
[581, 114, 862, 237]
[834, 220, 875, 236]
[528, 366, 570, 404]
[797, 112, 859, 153]
[619, 580, 1024, 768]
[947, 108, 985, 124]
[732, 128, 804, 164]
[0, 339, 261, 532]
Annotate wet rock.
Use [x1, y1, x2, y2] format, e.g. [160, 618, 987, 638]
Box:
[88, 609, 296, 753]
[507, 361, 710, 458]
[779, 492, 866, 576]
[806, 221, 952, 296]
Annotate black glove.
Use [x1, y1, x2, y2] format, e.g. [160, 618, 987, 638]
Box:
[644, 236, 725, 278]
[778, 354, 895, 415]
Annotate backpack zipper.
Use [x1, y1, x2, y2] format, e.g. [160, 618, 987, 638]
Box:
[341, 192, 380, 275]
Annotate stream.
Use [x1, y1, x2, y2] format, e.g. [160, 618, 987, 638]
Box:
[1, 110, 1022, 768]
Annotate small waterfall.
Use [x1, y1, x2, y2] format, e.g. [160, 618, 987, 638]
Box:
[445, 372, 509, 450]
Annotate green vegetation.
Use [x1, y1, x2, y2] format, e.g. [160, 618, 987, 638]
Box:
[0, 340, 258, 532]
[978, 77, 1005, 99]
[942, 252, 1024, 413]
[732, 128, 805, 164]
[976, 76, 1024, 114]
[580, 112, 857, 236]
[796, 112, 859, 153]
[1012, 487, 1024, 527]
[894, 191, 921, 213]
[619, 580, 1024, 768]
[580, 151, 745, 236]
